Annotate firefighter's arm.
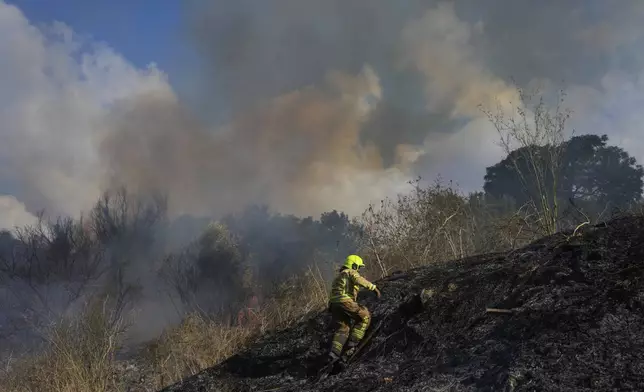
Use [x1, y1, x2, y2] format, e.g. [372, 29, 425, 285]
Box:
[348, 269, 378, 291]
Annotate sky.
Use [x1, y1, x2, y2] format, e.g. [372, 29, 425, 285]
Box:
[1, 0, 644, 230]
[11, 0, 184, 70]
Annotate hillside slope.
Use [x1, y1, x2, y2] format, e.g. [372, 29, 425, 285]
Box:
[160, 216, 644, 391]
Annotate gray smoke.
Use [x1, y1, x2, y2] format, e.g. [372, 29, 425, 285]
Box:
[1, 0, 644, 225]
[2, 0, 644, 356]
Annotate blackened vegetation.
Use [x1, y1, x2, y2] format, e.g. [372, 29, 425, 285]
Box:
[160, 216, 644, 392]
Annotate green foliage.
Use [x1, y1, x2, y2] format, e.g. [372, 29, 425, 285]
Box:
[484, 134, 644, 223]
[561, 134, 644, 207]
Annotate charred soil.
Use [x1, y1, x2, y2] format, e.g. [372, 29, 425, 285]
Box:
[160, 216, 644, 391]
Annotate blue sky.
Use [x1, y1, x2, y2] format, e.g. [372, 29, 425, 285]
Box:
[9, 0, 194, 88]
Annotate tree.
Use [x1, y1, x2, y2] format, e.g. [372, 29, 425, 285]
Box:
[484, 134, 644, 221]
[561, 135, 644, 207]
[160, 221, 249, 318]
[481, 88, 569, 235]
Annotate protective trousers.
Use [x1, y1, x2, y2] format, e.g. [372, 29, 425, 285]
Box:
[329, 301, 371, 358]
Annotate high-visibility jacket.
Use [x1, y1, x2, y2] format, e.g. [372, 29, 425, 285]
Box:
[329, 267, 377, 303]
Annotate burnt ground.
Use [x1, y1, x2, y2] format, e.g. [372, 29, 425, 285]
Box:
[159, 216, 644, 392]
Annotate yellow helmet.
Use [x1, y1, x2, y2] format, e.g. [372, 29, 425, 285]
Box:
[343, 254, 365, 270]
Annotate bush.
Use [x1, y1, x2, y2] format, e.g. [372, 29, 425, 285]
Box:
[4, 174, 626, 392]
[159, 222, 250, 318]
[357, 179, 541, 276]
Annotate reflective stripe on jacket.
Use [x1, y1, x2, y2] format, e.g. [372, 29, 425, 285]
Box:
[329, 267, 376, 303]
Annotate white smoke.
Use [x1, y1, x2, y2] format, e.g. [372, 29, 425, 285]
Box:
[398, 3, 519, 191]
[0, 195, 37, 230]
[0, 1, 171, 220]
[2, 0, 644, 223]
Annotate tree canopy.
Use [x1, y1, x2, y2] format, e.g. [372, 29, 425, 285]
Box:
[484, 134, 644, 212]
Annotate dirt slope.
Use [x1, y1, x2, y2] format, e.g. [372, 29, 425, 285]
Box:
[159, 216, 644, 391]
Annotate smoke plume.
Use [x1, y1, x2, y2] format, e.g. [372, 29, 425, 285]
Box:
[100, 65, 417, 217]
[2, 0, 644, 226]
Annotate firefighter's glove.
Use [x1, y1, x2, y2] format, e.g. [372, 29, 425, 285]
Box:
[374, 287, 382, 299]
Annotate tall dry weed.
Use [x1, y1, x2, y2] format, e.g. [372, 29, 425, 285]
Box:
[144, 313, 256, 389]
[358, 179, 541, 275]
[144, 263, 329, 388]
[259, 264, 329, 330]
[0, 297, 126, 392]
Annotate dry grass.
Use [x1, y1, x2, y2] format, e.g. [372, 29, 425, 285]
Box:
[259, 264, 329, 330]
[0, 262, 330, 392]
[145, 263, 329, 388]
[0, 297, 126, 392]
[0, 179, 570, 392]
[144, 313, 257, 389]
[357, 179, 541, 277]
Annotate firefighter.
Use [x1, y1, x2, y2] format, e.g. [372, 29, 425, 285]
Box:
[328, 254, 381, 362]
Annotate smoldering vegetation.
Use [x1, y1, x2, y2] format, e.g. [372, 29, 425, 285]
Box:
[0, 189, 360, 353]
[2, 86, 644, 391]
[8, 0, 644, 224]
[165, 214, 644, 392]
[2, 0, 644, 391]
[0, 185, 368, 390]
[1, 119, 643, 391]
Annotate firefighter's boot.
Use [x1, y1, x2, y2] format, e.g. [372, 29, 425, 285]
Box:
[342, 341, 358, 361]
